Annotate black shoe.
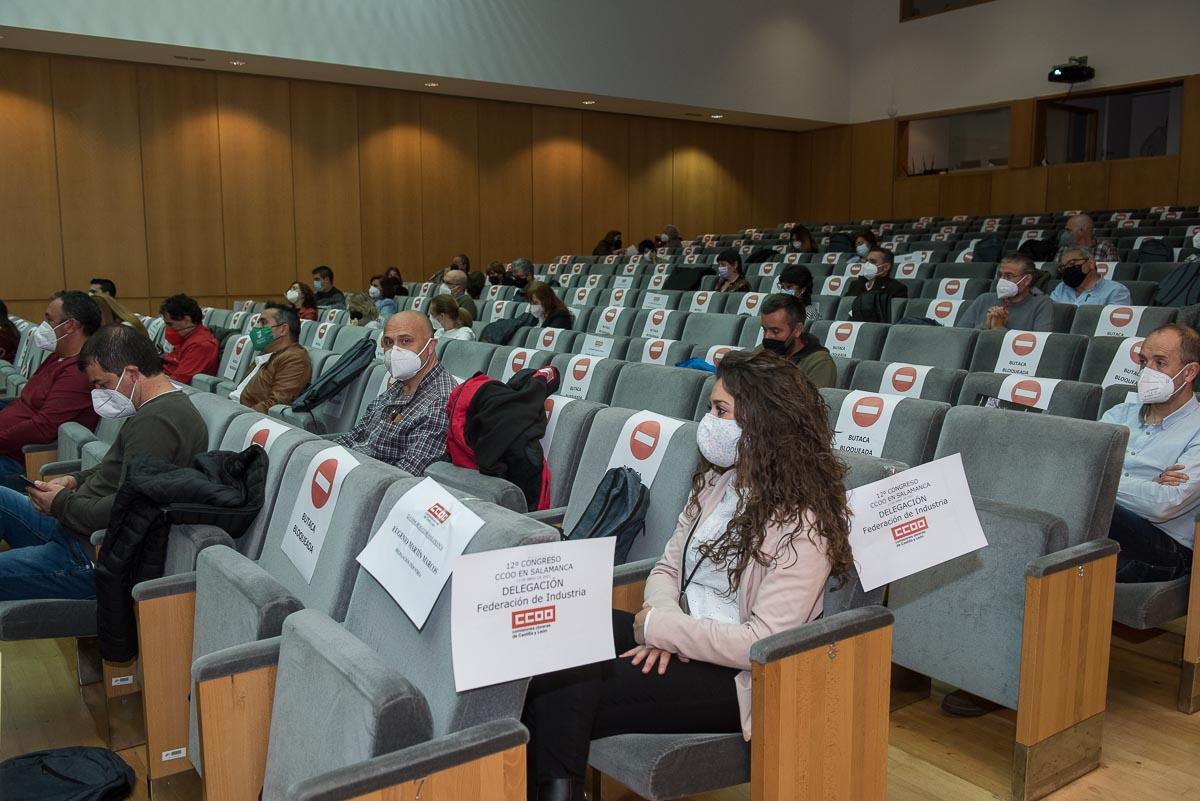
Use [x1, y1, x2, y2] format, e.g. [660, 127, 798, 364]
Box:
[940, 688, 1001, 718]
[536, 779, 586, 801]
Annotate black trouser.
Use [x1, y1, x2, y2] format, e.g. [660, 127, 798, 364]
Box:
[522, 610, 741, 784]
[1109, 504, 1194, 583]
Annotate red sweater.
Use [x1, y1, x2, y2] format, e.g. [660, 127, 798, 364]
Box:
[0, 353, 98, 460]
[162, 325, 219, 385]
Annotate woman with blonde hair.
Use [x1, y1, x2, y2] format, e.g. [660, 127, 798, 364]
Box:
[428, 294, 474, 341]
[345, 293, 379, 326]
[91, 292, 147, 337]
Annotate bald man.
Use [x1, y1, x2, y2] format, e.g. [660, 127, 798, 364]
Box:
[335, 311, 454, 473]
[442, 269, 478, 322]
[1056, 213, 1117, 262]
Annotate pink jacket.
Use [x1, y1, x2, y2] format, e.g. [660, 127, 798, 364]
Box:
[643, 469, 831, 740]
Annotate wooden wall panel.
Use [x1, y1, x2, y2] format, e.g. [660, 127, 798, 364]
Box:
[712, 125, 754, 235]
[1046, 162, 1110, 213]
[1180, 76, 1200, 205]
[672, 122, 717, 238]
[290, 81, 362, 285]
[420, 95, 479, 277]
[806, 126, 852, 222]
[938, 172, 993, 216]
[850, 120, 896, 221]
[580, 113, 629, 250]
[138, 65, 225, 298]
[1108, 156, 1179, 209]
[216, 73, 295, 297]
[792, 132, 814, 222]
[531, 107, 582, 261]
[892, 176, 940, 219]
[0, 51, 63, 302]
[1009, 99, 1037, 169]
[51, 56, 148, 297]
[628, 116, 674, 242]
[358, 87, 423, 283]
[477, 101, 532, 267]
[752, 129, 793, 228]
[989, 167, 1048, 214]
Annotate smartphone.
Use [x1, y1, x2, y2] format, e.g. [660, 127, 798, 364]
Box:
[19, 475, 38, 489]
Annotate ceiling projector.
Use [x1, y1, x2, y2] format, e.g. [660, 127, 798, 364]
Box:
[1048, 56, 1095, 84]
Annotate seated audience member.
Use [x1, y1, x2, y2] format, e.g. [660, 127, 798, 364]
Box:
[787, 224, 817, 254]
[527, 281, 573, 330]
[1056, 213, 1117, 262]
[311, 265, 346, 310]
[0, 324, 207, 601]
[0, 292, 101, 492]
[777, 264, 819, 322]
[336, 310, 453, 474]
[286, 281, 319, 321]
[636, 239, 660, 263]
[383, 266, 409, 293]
[1050, 246, 1132, 306]
[851, 227, 878, 260]
[715, 248, 751, 293]
[231, 304, 311, 413]
[346, 293, 380, 327]
[759, 293, 836, 388]
[92, 292, 148, 337]
[451, 253, 471, 273]
[466, 270, 485, 300]
[845, 247, 907, 323]
[159, 294, 219, 384]
[659, 224, 683, 249]
[592, 230, 623, 257]
[89, 278, 117, 298]
[428, 295, 474, 341]
[509, 258, 536, 303]
[370, 275, 400, 317]
[486, 261, 507, 286]
[522, 350, 849, 800]
[0, 299, 19, 362]
[442, 269, 477, 321]
[956, 254, 1053, 332]
[1101, 323, 1200, 583]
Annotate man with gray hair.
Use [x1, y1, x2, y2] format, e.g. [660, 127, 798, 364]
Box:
[956, 254, 1053, 331]
[1056, 213, 1117, 262]
[1050, 245, 1132, 306]
[509, 258, 535, 303]
[442, 269, 477, 322]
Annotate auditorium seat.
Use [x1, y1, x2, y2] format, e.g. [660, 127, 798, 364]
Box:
[587, 306, 638, 338]
[1069, 305, 1177, 337]
[848, 360, 966, 403]
[931, 262, 998, 280]
[632, 308, 688, 340]
[573, 333, 633, 360]
[680, 313, 747, 349]
[956, 373, 1102, 419]
[809, 320, 889, 361]
[627, 337, 694, 366]
[36, 417, 126, 478]
[967, 330, 1087, 380]
[1120, 280, 1159, 305]
[918, 277, 991, 301]
[1098, 384, 1137, 417]
[1136, 262, 1187, 283]
[192, 333, 254, 393]
[439, 340, 498, 381]
[191, 494, 557, 801]
[523, 326, 580, 353]
[900, 298, 970, 326]
[610, 363, 709, 420]
[819, 388, 947, 466]
[269, 354, 377, 434]
[879, 325, 979, 370]
[550, 352, 625, 403]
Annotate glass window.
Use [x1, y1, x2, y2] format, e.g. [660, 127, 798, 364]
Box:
[905, 108, 1011, 175]
[1039, 84, 1182, 164]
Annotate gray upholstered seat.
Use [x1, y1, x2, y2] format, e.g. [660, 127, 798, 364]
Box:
[192, 333, 254, 392]
[572, 333, 633, 360]
[524, 327, 581, 353]
[1113, 577, 1190, 629]
[610, 364, 710, 420]
[680, 313, 746, 349]
[484, 345, 556, 381]
[1098, 383, 1139, 418]
[631, 308, 688, 340]
[549, 352, 625, 403]
[270, 354, 378, 434]
[847, 359, 966, 403]
[956, 373, 1102, 420]
[901, 298, 969, 326]
[627, 337, 694, 366]
[819, 388, 948, 466]
[1069, 305, 1177, 337]
[438, 340, 498, 381]
[1078, 335, 1141, 385]
[809, 320, 889, 361]
[587, 306, 638, 337]
[966, 330, 1087, 380]
[879, 324, 979, 370]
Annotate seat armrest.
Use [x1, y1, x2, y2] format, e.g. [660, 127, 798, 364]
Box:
[614, 557, 656, 586]
[132, 571, 197, 603]
[750, 606, 894, 665]
[527, 506, 566, 527]
[40, 459, 81, 478]
[192, 636, 282, 683]
[286, 719, 529, 801]
[20, 442, 56, 454]
[423, 462, 528, 512]
[1026, 538, 1120, 578]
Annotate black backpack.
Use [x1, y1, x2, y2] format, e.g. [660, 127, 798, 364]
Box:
[480, 313, 537, 345]
[291, 335, 377, 413]
[1136, 239, 1174, 263]
[1152, 260, 1200, 308]
[0, 747, 134, 801]
[972, 233, 1003, 263]
[827, 232, 855, 253]
[1017, 238, 1056, 263]
[566, 467, 649, 564]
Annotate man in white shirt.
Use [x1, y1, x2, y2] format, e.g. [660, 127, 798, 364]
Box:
[1101, 323, 1200, 582]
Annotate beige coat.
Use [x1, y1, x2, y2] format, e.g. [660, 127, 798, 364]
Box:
[643, 469, 831, 739]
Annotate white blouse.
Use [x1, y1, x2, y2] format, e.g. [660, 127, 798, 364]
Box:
[440, 326, 475, 341]
[681, 481, 742, 624]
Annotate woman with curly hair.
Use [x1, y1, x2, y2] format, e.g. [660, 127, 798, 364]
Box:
[522, 349, 853, 801]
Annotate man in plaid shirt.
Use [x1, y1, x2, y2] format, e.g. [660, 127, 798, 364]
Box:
[1055, 213, 1118, 262]
[336, 311, 454, 474]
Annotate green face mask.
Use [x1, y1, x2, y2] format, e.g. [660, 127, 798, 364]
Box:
[249, 324, 276, 349]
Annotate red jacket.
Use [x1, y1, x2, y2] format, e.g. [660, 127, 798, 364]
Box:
[0, 353, 98, 460]
[162, 325, 219, 385]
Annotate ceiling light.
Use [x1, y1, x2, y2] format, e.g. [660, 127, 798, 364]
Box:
[581, 100, 597, 105]
[424, 82, 440, 87]
[228, 59, 246, 66]
[710, 114, 724, 119]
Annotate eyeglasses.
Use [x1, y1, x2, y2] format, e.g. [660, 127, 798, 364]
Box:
[1058, 259, 1087, 269]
